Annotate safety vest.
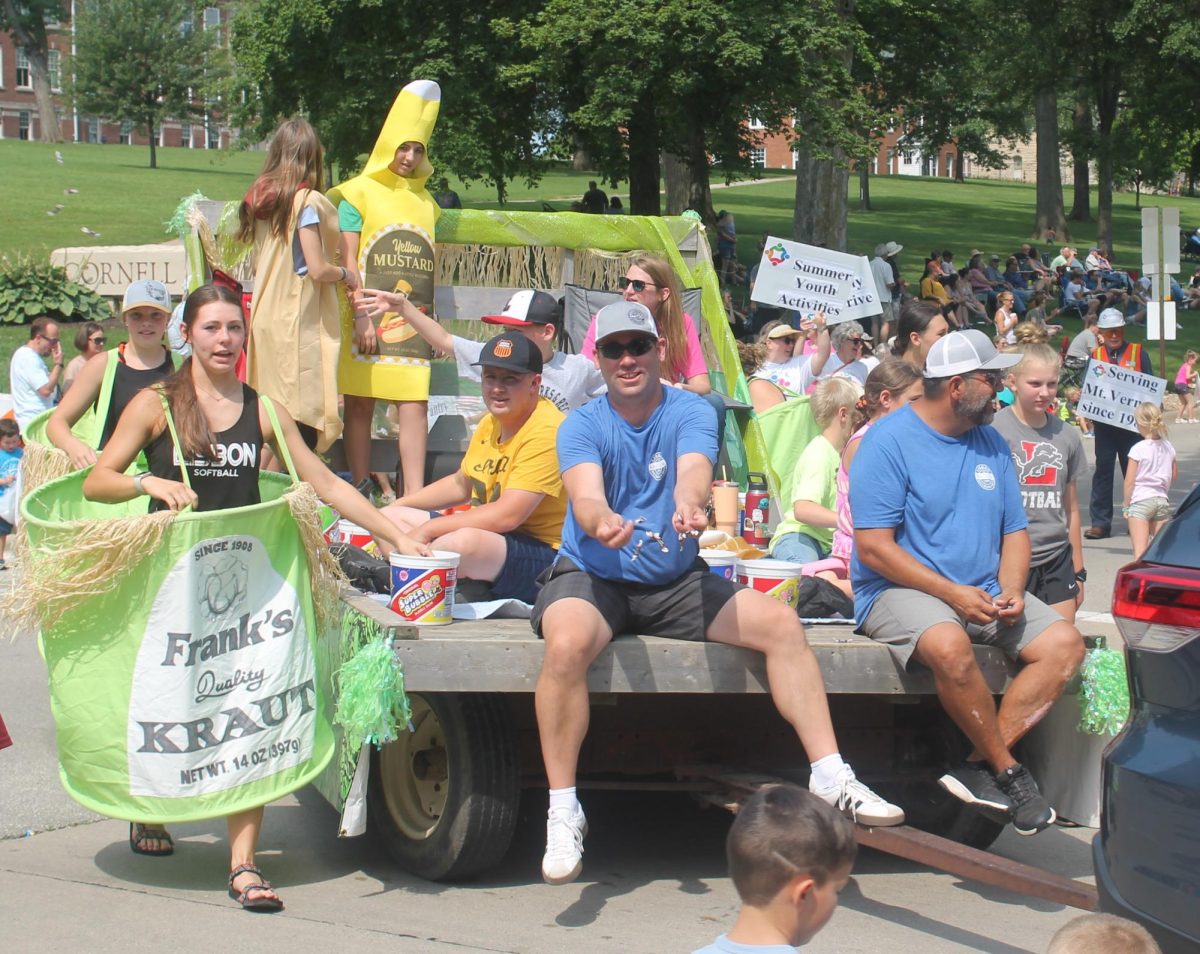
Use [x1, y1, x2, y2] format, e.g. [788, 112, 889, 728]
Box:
[1092, 341, 1142, 370]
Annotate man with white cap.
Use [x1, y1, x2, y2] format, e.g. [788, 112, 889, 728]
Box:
[532, 300, 904, 886]
[1085, 308, 1153, 539]
[851, 329, 1084, 836]
[869, 242, 902, 342]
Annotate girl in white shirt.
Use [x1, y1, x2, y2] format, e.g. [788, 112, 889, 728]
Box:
[1123, 402, 1178, 560]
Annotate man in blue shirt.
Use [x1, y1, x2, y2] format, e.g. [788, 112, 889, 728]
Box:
[851, 329, 1084, 836]
[532, 302, 903, 886]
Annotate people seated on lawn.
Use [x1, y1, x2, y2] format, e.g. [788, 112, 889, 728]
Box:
[994, 290, 1019, 346]
[533, 301, 904, 886]
[382, 334, 566, 604]
[359, 286, 604, 414]
[1085, 247, 1130, 291]
[920, 261, 953, 319]
[851, 329, 1084, 836]
[1050, 246, 1083, 272]
[946, 272, 988, 329]
[745, 317, 832, 412]
[1021, 291, 1063, 336]
[985, 254, 1027, 312]
[1015, 243, 1052, 290]
[967, 254, 1000, 313]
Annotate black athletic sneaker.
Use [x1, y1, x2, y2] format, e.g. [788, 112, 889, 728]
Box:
[938, 762, 1013, 816]
[995, 763, 1057, 835]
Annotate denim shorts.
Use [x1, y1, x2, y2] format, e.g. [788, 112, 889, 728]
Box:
[1127, 496, 1172, 522]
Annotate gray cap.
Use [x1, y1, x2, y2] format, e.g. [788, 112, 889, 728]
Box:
[595, 301, 659, 343]
[122, 279, 171, 315]
[924, 329, 1021, 378]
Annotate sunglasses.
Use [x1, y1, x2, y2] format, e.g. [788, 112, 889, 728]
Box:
[90, 336, 107, 346]
[598, 337, 656, 360]
[968, 371, 1003, 389]
[618, 277, 659, 292]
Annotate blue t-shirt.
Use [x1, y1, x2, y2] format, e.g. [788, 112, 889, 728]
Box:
[557, 386, 716, 584]
[849, 404, 1027, 624]
[692, 936, 796, 954]
[0, 445, 23, 509]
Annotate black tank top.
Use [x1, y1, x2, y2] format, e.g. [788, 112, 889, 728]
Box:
[98, 348, 175, 449]
[145, 385, 262, 512]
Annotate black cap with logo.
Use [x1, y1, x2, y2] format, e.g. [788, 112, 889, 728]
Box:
[472, 333, 544, 374]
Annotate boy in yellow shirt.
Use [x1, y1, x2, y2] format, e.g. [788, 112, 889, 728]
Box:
[382, 334, 566, 602]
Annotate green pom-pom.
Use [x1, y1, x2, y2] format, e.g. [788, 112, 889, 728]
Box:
[334, 638, 411, 746]
[1078, 647, 1130, 736]
[681, 209, 703, 223]
[164, 191, 207, 238]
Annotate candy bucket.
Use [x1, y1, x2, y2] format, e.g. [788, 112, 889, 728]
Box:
[389, 550, 460, 625]
[736, 558, 804, 609]
[699, 549, 738, 580]
[336, 519, 377, 555]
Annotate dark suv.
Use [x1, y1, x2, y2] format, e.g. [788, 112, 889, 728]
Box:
[1094, 484, 1200, 953]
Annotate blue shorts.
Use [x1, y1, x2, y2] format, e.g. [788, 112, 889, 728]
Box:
[0, 517, 12, 536]
[491, 532, 558, 604]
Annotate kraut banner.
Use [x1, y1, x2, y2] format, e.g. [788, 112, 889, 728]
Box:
[15, 469, 339, 822]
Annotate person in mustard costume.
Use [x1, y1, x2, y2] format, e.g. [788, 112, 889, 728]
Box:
[328, 79, 442, 495]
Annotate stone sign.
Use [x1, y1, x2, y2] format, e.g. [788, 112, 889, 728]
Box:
[51, 243, 188, 297]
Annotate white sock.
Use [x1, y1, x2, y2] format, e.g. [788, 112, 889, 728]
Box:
[809, 753, 848, 792]
[549, 786, 579, 812]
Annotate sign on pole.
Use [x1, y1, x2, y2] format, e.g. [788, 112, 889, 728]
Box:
[1147, 301, 1177, 341]
[750, 237, 881, 324]
[1141, 207, 1180, 275]
[1076, 359, 1166, 433]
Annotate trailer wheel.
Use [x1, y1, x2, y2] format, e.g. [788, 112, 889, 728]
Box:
[369, 692, 519, 881]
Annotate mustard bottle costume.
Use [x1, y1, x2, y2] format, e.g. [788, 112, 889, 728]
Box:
[327, 80, 442, 402]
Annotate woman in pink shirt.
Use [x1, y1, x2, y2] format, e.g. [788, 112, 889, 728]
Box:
[582, 254, 710, 391]
[1174, 350, 1197, 423]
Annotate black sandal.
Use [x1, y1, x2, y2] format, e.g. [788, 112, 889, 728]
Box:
[129, 822, 174, 857]
[228, 863, 284, 912]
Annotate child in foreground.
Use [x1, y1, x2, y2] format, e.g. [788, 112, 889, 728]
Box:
[1123, 403, 1177, 560]
[0, 418, 23, 570]
[1046, 912, 1161, 953]
[692, 783, 856, 953]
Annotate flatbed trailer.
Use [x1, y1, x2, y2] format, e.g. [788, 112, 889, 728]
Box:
[316, 592, 1021, 881]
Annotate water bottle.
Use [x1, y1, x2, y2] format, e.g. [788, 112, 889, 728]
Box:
[743, 472, 771, 546]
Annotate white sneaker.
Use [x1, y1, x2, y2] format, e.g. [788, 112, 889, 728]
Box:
[810, 765, 905, 827]
[542, 805, 587, 885]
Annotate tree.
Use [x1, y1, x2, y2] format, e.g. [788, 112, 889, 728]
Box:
[0, 0, 68, 143]
[233, 0, 550, 204]
[72, 0, 223, 169]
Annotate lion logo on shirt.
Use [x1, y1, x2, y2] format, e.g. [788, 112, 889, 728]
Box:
[1013, 441, 1063, 486]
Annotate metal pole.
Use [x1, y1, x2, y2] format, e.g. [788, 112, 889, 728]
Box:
[1158, 207, 1168, 378]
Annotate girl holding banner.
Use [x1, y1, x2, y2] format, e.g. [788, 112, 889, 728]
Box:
[82, 284, 428, 911]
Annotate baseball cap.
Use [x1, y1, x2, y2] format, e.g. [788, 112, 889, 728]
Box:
[989, 254, 1001, 261]
[122, 280, 171, 315]
[924, 329, 1021, 378]
[481, 289, 561, 328]
[766, 323, 804, 339]
[472, 333, 544, 374]
[594, 301, 659, 343]
[1097, 308, 1126, 329]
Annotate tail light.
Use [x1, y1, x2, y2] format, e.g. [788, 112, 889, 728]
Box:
[1112, 563, 1200, 653]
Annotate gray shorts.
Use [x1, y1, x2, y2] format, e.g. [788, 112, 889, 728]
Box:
[860, 587, 1065, 670]
[1127, 496, 1171, 522]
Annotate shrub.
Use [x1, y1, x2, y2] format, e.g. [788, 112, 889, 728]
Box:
[0, 254, 112, 325]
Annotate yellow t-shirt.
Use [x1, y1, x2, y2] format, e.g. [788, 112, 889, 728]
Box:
[460, 397, 567, 549]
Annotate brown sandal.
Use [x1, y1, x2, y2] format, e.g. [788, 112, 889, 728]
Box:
[129, 822, 173, 857]
[228, 863, 284, 912]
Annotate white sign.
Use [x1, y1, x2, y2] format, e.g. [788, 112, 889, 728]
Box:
[1147, 301, 1177, 341]
[1076, 359, 1166, 434]
[126, 535, 315, 797]
[751, 236, 881, 324]
[50, 243, 187, 297]
[1141, 207, 1180, 275]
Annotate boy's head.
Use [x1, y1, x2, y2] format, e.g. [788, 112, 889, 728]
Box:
[1006, 343, 1061, 417]
[1046, 913, 1161, 954]
[727, 783, 857, 946]
[0, 418, 20, 451]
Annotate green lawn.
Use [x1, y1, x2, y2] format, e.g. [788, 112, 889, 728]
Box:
[2, 139, 1196, 387]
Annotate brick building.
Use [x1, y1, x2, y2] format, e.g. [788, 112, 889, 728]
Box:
[0, 4, 234, 148]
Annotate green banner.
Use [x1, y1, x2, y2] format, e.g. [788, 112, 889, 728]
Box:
[22, 470, 334, 822]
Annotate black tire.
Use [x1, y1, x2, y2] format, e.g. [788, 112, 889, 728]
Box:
[368, 692, 520, 881]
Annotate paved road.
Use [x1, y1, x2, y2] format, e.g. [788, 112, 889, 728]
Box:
[1, 411, 1195, 953]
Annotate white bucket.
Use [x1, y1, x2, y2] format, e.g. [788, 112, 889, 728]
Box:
[389, 550, 461, 625]
[699, 549, 738, 580]
[736, 558, 805, 609]
[336, 519, 378, 555]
